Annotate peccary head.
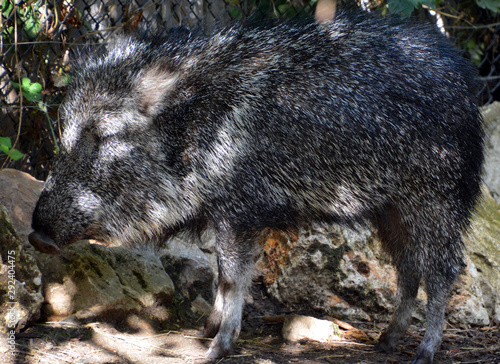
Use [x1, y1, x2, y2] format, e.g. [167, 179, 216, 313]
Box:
[30, 36, 199, 254]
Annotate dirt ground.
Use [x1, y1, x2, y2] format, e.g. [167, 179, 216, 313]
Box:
[4, 316, 500, 364]
[3, 284, 500, 364]
[3, 317, 499, 364]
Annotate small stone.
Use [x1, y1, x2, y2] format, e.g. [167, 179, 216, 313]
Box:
[191, 295, 212, 316]
[282, 315, 340, 343]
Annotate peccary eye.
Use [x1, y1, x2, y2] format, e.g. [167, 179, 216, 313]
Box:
[86, 127, 100, 142]
[89, 128, 112, 144]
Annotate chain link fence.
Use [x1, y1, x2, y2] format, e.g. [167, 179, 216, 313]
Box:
[1, 0, 499, 179]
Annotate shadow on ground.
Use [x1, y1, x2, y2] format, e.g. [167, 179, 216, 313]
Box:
[4, 306, 500, 364]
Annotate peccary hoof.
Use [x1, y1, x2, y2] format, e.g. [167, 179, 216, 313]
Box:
[411, 356, 433, 364]
[374, 341, 395, 354]
[374, 332, 396, 354]
[205, 346, 229, 359]
[28, 231, 61, 255]
[412, 348, 434, 364]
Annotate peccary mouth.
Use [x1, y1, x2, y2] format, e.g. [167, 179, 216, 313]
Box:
[28, 231, 61, 255]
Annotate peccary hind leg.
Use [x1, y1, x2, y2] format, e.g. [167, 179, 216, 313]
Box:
[374, 205, 423, 354]
[412, 262, 459, 364]
[374, 204, 463, 364]
[379, 271, 453, 364]
[375, 266, 421, 354]
[204, 222, 259, 358]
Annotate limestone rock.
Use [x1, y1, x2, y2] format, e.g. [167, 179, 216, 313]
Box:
[448, 258, 490, 326]
[465, 187, 500, 324]
[34, 241, 175, 321]
[160, 234, 216, 303]
[260, 224, 404, 322]
[0, 169, 44, 242]
[260, 220, 493, 327]
[0, 203, 43, 333]
[482, 101, 500, 203]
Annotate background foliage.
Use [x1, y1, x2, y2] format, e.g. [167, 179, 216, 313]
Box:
[1, 0, 499, 179]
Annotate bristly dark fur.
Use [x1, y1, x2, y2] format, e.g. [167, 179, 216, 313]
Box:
[31, 11, 484, 364]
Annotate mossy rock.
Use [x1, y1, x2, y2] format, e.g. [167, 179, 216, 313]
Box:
[0, 203, 43, 333]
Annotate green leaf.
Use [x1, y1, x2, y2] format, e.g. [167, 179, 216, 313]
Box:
[387, 0, 435, 16]
[28, 81, 42, 93]
[21, 77, 31, 88]
[387, 0, 414, 16]
[1, 0, 13, 17]
[10, 78, 42, 103]
[2, 25, 14, 37]
[17, 4, 42, 39]
[476, 0, 500, 13]
[0, 144, 10, 155]
[0, 136, 12, 149]
[229, 7, 242, 19]
[0, 136, 24, 161]
[6, 148, 24, 161]
[23, 14, 41, 39]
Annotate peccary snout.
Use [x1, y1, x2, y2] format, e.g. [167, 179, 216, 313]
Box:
[28, 231, 61, 255]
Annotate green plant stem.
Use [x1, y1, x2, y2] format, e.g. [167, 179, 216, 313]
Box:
[39, 102, 59, 154]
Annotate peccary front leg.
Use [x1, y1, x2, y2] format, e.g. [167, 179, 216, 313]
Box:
[204, 273, 247, 358]
[204, 222, 259, 358]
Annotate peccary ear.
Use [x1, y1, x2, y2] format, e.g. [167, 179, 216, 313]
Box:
[137, 67, 179, 117]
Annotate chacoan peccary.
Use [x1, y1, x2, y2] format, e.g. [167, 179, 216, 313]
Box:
[28, 11, 484, 364]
